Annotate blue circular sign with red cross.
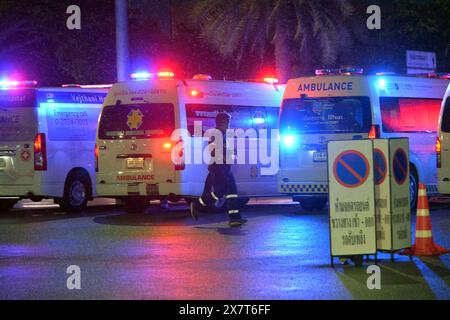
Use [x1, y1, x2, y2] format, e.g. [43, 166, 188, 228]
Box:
[373, 148, 387, 185]
[393, 148, 408, 185]
[333, 150, 370, 188]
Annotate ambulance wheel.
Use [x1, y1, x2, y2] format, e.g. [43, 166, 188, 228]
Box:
[124, 197, 148, 214]
[410, 167, 418, 209]
[0, 199, 17, 212]
[300, 197, 327, 212]
[60, 171, 90, 213]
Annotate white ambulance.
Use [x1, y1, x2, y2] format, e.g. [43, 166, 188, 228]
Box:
[437, 83, 450, 194]
[278, 68, 449, 210]
[96, 72, 284, 213]
[0, 80, 109, 212]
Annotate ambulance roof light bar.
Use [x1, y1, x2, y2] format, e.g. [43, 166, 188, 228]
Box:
[193, 74, 212, 81]
[61, 84, 113, 88]
[315, 66, 364, 76]
[130, 71, 175, 80]
[0, 79, 38, 89]
[263, 76, 279, 85]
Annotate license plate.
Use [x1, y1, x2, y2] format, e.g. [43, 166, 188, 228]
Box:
[126, 158, 144, 169]
[313, 151, 327, 162]
[0, 158, 5, 168]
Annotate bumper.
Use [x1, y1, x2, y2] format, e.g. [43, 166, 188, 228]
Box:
[97, 182, 184, 197]
[279, 182, 328, 194]
[0, 184, 36, 197]
[438, 180, 450, 195]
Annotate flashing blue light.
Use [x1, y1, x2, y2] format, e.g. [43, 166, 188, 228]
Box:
[253, 117, 266, 125]
[377, 78, 387, 89]
[130, 72, 153, 80]
[282, 135, 296, 148]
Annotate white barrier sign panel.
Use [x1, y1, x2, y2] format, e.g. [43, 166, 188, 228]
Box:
[389, 138, 411, 250]
[328, 140, 377, 257]
[373, 139, 392, 250]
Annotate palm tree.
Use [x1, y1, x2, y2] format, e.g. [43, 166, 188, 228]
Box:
[190, 0, 355, 82]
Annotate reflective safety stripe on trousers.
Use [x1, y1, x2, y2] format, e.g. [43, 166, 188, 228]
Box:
[226, 194, 238, 199]
[228, 210, 239, 215]
[199, 197, 206, 207]
[211, 192, 219, 201]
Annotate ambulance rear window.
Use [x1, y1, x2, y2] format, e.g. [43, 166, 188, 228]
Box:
[0, 91, 37, 142]
[98, 103, 174, 139]
[442, 97, 450, 133]
[380, 97, 442, 133]
[280, 96, 371, 134]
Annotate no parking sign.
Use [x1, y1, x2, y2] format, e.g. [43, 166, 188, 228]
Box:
[373, 139, 411, 252]
[328, 140, 377, 258]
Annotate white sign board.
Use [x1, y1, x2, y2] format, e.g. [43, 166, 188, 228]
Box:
[328, 140, 377, 257]
[389, 139, 411, 250]
[406, 50, 436, 72]
[373, 139, 391, 250]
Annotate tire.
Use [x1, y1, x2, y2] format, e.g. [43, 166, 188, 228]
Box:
[409, 167, 418, 210]
[352, 255, 363, 267]
[60, 171, 90, 213]
[124, 197, 149, 214]
[0, 199, 17, 212]
[300, 197, 328, 212]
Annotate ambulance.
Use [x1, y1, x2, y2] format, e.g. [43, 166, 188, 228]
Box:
[95, 72, 284, 213]
[437, 83, 450, 194]
[278, 67, 449, 210]
[0, 80, 109, 212]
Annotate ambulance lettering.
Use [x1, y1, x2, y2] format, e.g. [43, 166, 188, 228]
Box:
[297, 82, 353, 92]
[117, 175, 155, 181]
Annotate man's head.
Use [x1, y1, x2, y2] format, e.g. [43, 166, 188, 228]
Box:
[215, 112, 231, 133]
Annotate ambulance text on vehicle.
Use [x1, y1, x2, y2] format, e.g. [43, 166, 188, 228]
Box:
[96, 72, 285, 213]
[0, 80, 109, 212]
[278, 68, 449, 210]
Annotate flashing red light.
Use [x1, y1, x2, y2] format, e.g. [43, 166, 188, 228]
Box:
[163, 142, 172, 149]
[34, 133, 47, 171]
[263, 77, 279, 85]
[368, 125, 381, 139]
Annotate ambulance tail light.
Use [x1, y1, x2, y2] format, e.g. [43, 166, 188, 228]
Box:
[34, 133, 47, 171]
[193, 74, 212, 81]
[95, 144, 99, 172]
[437, 137, 442, 168]
[368, 125, 380, 139]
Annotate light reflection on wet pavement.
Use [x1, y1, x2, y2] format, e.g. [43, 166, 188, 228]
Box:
[0, 199, 449, 299]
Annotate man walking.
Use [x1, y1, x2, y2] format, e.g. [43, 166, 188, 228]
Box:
[190, 112, 247, 227]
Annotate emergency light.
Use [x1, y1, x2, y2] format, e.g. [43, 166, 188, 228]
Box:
[263, 77, 279, 85]
[282, 135, 296, 148]
[130, 71, 175, 80]
[0, 79, 37, 89]
[193, 74, 212, 81]
[130, 72, 153, 80]
[315, 66, 364, 76]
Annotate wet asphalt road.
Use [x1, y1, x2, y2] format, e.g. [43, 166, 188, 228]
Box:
[0, 199, 449, 300]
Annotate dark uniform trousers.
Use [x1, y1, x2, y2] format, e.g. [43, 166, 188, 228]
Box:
[198, 165, 241, 220]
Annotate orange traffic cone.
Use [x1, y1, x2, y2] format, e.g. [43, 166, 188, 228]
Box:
[401, 184, 449, 256]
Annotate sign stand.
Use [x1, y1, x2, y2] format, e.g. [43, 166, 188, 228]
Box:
[374, 138, 412, 260]
[328, 140, 378, 267]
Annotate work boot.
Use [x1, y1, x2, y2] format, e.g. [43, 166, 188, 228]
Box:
[190, 201, 199, 221]
[228, 213, 247, 227]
